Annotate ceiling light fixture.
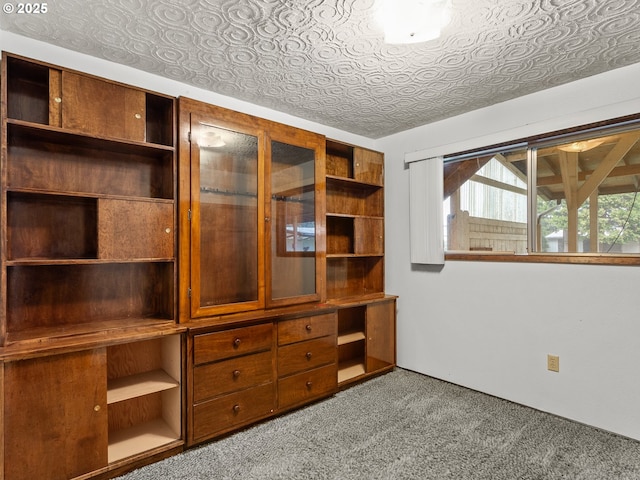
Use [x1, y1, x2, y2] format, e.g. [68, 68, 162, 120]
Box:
[557, 139, 604, 153]
[381, 0, 452, 44]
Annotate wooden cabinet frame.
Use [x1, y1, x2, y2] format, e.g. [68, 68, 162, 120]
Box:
[186, 112, 266, 317]
[0, 52, 396, 478]
[1, 52, 183, 479]
[325, 140, 385, 300]
[1, 53, 178, 346]
[265, 129, 326, 308]
[178, 98, 326, 321]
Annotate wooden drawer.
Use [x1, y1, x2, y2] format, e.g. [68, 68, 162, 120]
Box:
[277, 363, 337, 410]
[193, 383, 275, 442]
[193, 323, 273, 365]
[193, 350, 273, 402]
[277, 336, 336, 378]
[278, 313, 336, 346]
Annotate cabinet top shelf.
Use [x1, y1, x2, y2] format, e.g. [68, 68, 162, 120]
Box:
[6, 119, 175, 154]
[327, 253, 384, 259]
[6, 187, 175, 204]
[328, 293, 397, 307]
[326, 212, 384, 220]
[0, 318, 185, 362]
[326, 175, 383, 189]
[6, 258, 175, 267]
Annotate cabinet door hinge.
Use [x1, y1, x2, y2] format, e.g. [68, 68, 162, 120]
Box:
[188, 209, 192, 221]
[188, 287, 192, 298]
[188, 131, 192, 143]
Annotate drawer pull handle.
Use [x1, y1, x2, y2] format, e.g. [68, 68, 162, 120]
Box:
[305, 324, 312, 331]
[306, 381, 313, 389]
[232, 404, 241, 414]
[233, 338, 241, 347]
[233, 369, 241, 378]
[305, 352, 312, 360]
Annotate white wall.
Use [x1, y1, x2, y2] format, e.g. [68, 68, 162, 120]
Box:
[379, 62, 640, 440]
[0, 31, 377, 150]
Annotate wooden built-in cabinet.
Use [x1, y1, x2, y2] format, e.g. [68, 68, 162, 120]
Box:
[1, 53, 183, 479]
[1, 52, 396, 478]
[2, 53, 177, 344]
[325, 139, 396, 386]
[3, 334, 183, 480]
[4, 349, 108, 480]
[107, 335, 183, 463]
[336, 297, 396, 385]
[178, 97, 326, 320]
[277, 312, 337, 410]
[6, 55, 173, 145]
[325, 140, 385, 299]
[187, 310, 339, 446]
[189, 322, 276, 444]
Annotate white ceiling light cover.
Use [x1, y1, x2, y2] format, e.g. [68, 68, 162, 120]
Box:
[381, 0, 452, 44]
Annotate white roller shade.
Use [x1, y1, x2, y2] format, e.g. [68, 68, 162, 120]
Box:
[409, 157, 444, 265]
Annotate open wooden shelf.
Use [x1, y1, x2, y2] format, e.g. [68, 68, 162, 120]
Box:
[7, 123, 174, 201]
[6, 186, 175, 203]
[326, 212, 383, 219]
[326, 174, 382, 189]
[106, 335, 182, 464]
[326, 140, 383, 186]
[107, 370, 180, 404]
[7, 119, 175, 152]
[337, 360, 366, 384]
[108, 418, 180, 463]
[327, 253, 384, 259]
[337, 331, 366, 345]
[327, 256, 384, 299]
[326, 141, 385, 306]
[326, 180, 383, 217]
[7, 258, 175, 266]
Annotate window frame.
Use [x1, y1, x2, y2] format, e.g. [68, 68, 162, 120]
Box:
[444, 114, 640, 265]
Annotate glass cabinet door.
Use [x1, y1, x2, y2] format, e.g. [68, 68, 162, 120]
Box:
[190, 117, 264, 316]
[267, 136, 322, 306]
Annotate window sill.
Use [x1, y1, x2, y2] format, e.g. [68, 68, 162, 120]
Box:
[445, 251, 640, 266]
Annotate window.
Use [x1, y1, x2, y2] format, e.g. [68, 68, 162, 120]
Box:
[444, 123, 640, 259]
[535, 129, 640, 254]
[444, 148, 528, 253]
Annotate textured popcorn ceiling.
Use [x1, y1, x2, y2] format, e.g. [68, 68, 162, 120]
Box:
[2, 0, 640, 138]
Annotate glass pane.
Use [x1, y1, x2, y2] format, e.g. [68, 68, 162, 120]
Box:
[443, 149, 528, 253]
[271, 141, 316, 300]
[536, 128, 640, 253]
[198, 124, 259, 307]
